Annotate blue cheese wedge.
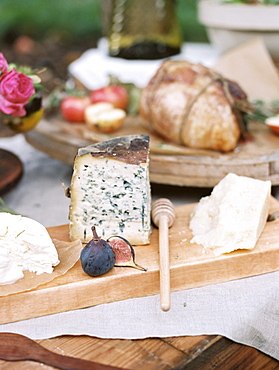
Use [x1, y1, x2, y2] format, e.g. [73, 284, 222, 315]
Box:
[69, 135, 151, 245]
[0, 213, 59, 285]
[189, 173, 271, 255]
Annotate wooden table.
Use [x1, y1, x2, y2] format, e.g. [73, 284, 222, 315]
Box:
[0, 334, 278, 369]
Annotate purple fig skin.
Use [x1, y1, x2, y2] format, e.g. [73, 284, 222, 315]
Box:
[80, 227, 116, 277]
[107, 235, 147, 271]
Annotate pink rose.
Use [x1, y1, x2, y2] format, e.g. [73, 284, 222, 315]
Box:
[0, 95, 27, 117]
[0, 68, 35, 117]
[0, 53, 8, 74]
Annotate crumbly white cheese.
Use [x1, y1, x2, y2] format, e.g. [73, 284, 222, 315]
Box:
[189, 173, 271, 255]
[69, 137, 151, 245]
[0, 213, 59, 285]
[0, 246, 24, 285]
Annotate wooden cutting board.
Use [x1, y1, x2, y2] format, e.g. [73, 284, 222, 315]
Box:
[24, 114, 279, 187]
[1, 197, 279, 325]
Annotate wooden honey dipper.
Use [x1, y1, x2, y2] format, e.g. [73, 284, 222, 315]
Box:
[151, 198, 176, 311]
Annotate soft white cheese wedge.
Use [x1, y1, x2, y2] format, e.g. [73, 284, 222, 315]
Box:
[189, 173, 271, 255]
[69, 135, 151, 245]
[0, 213, 59, 285]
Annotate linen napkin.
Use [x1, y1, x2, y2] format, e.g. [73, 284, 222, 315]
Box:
[1, 271, 279, 361]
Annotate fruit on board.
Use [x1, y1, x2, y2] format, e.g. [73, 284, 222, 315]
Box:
[90, 85, 129, 111]
[107, 235, 147, 271]
[265, 115, 279, 135]
[80, 226, 116, 277]
[60, 95, 90, 122]
[84, 102, 126, 133]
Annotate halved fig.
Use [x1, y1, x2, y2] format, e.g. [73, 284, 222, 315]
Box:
[107, 236, 147, 271]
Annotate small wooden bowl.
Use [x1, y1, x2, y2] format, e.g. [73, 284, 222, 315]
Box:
[0, 149, 23, 195]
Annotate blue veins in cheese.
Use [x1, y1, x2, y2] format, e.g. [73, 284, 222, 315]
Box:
[189, 173, 271, 256]
[0, 213, 59, 285]
[69, 135, 151, 245]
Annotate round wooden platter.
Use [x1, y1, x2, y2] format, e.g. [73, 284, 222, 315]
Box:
[0, 149, 23, 195]
[25, 113, 279, 187]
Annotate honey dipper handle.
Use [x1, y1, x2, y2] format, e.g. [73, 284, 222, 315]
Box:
[158, 214, 171, 311]
[151, 198, 176, 312]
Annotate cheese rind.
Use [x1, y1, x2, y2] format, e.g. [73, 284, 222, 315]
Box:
[0, 213, 60, 285]
[69, 135, 151, 245]
[189, 173, 271, 255]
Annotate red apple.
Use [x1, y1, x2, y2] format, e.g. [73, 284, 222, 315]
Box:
[90, 85, 129, 111]
[60, 95, 90, 122]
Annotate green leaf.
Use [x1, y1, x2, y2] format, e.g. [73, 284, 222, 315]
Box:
[245, 99, 279, 122]
[0, 197, 19, 215]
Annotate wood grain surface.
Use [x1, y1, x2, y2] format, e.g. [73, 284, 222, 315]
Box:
[0, 334, 278, 369]
[25, 114, 279, 187]
[1, 197, 279, 326]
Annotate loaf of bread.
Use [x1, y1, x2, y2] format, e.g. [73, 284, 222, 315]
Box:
[140, 60, 249, 152]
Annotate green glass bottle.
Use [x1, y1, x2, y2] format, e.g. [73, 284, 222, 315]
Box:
[108, 0, 182, 60]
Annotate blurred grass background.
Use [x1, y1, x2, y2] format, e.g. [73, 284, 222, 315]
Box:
[0, 0, 208, 47]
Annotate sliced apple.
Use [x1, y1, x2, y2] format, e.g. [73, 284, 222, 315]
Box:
[265, 115, 279, 135]
[84, 102, 126, 133]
